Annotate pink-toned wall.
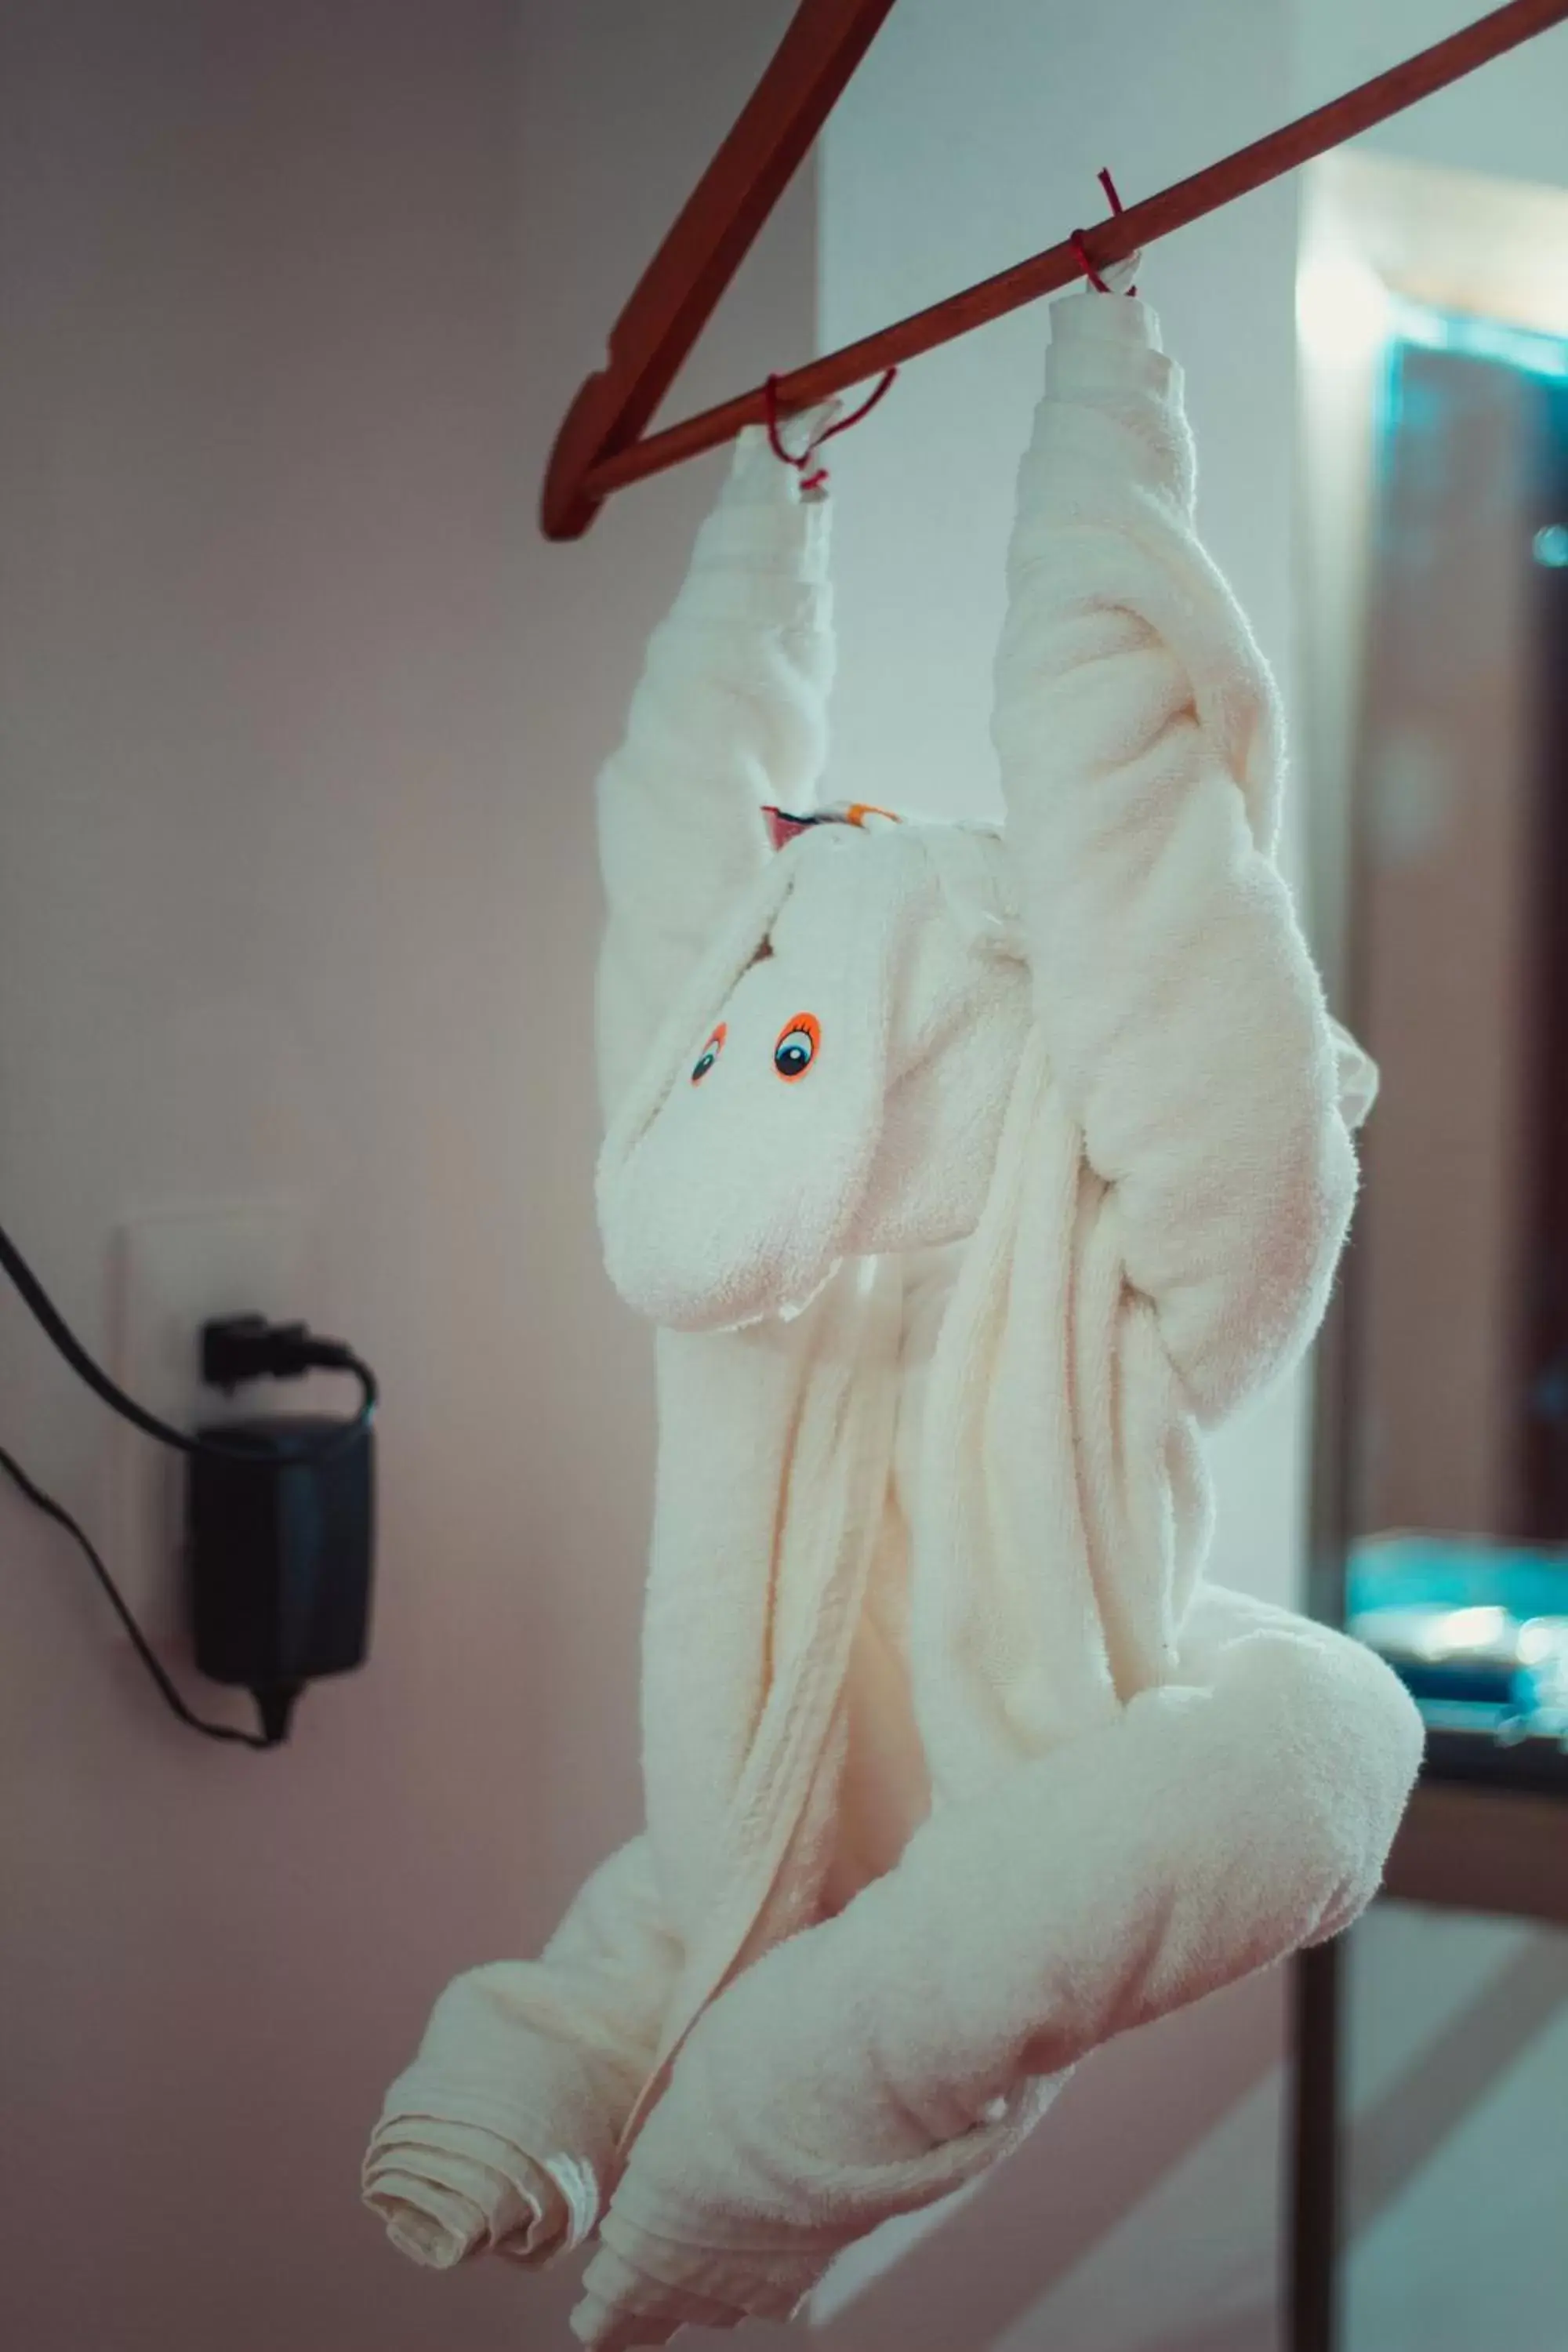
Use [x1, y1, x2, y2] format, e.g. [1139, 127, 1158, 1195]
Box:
[0, 6, 811, 2347]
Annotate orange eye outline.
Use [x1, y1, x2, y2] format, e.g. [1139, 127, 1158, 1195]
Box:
[773, 1011, 821, 1083]
[691, 1022, 727, 1085]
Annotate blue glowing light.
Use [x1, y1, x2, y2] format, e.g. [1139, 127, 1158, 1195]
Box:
[1388, 294, 1568, 383]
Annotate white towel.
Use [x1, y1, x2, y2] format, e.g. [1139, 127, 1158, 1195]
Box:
[364, 1836, 681, 2270]
[573, 1587, 1417, 2349]
[365, 290, 1417, 2348]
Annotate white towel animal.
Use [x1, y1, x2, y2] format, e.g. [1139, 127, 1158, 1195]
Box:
[365, 287, 1421, 2349]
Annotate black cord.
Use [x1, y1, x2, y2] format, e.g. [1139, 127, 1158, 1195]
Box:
[0, 1218, 376, 1463]
[0, 1440, 278, 1748]
[0, 1214, 379, 1749]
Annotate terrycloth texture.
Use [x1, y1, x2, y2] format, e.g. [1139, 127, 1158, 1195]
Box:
[365, 293, 1418, 2347]
[911, 286, 1370, 1799]
[593, 409, 837, 1131]
[365, 1837, 681, 2270]
[574, 1584, 1419, 2349]
[598, 814, 1032, 1332]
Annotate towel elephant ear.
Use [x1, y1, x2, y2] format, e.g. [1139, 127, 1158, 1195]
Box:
[1329, 1017, 1378, 1131]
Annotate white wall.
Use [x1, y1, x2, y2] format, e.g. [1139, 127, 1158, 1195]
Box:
[0, 6, 811, 2348]
[818, 8, 1301, 2343]
[1295, 0, 1568, 187]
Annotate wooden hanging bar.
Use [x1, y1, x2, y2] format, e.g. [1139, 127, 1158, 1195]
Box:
[543, 0, 1568, 539]
[541, 0, 898, 540]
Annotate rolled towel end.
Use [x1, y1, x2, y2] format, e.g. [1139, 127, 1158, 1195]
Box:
[364, 2169, 485, 2270]
[383, 2205, 477, 2270]
[363, 2124, 599, 2273]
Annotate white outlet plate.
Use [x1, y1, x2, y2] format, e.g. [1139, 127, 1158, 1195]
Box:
[106, 1203, 312, 1646]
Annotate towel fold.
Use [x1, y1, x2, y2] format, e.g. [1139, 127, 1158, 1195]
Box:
[363, 1835, 682, 2266]
[363, 2122, 579, 2268]
[569, 1587, 1420, 2345]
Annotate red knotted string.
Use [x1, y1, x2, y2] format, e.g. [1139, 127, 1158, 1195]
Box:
[764, 365, 898, 494]
[1071, 165, 1137, 297]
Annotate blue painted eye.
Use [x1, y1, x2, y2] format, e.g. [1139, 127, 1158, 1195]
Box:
[773, 1013, 820, 1082]
[691, 1023, 726, 1084]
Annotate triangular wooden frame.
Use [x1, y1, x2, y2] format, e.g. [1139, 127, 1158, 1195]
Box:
[541, 0, 1568, 540]
[542, 0, 897, 540]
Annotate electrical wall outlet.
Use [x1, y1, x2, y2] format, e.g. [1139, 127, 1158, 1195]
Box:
[106, 1203, 313, 1646]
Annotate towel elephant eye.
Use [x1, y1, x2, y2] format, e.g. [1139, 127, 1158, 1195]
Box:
[691, 1023, 726, 1085]
[773, 1013, 820, 1082]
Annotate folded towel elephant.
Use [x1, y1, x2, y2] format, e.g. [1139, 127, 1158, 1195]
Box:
[364, 284, 1422, 2349]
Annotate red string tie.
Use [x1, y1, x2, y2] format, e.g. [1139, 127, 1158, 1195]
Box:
[764, 365, 898, 495]
[1072, 165, 1137, 298]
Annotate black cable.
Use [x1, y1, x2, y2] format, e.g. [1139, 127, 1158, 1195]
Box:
[0, 1218, 376, 1463]
[0, 1215, 379, 1749]
[0, 1439, 278, 1749]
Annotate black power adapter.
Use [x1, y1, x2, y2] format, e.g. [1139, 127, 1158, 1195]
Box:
[186, 1316, 376, 1745]
[187, 1422, 373, 1745]
[0, 1216, 380, 1752]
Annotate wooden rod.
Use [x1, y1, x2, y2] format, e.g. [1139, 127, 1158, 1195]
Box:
[540, 0, 899, 539]
[581, 0, 1568, 508]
